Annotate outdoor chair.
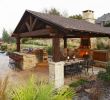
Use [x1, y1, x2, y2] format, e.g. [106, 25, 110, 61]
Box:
[81, 59, 95, 75]
[70, 64, 78, 77]
[74, 62, 82, 76]
[70, 63, 82, 79]
[64, 65, 72, 77]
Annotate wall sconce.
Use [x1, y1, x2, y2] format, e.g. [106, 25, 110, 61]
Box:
[73, 55, 76, 61]
[67, 56, 70, 62]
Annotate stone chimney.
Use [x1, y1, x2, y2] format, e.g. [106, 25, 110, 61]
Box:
[82, 10, 95, 24]
[82, 10, 97, 49]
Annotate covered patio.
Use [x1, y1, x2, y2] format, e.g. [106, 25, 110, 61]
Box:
[12, 10, 110, 62]
[11, 10, 110, 87]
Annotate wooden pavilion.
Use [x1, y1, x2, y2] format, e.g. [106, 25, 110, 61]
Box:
[12, 10, 110, 62]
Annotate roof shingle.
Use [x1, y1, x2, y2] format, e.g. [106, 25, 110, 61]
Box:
[13, 10, 110, 36]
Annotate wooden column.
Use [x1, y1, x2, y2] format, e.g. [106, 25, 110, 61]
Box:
[109, 37, 110, 50]
[52, 37, 60, 62]
[16, 37, 20, 52]
[63, 37, 67, 48]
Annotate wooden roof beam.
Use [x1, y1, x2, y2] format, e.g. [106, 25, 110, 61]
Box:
[17, 29, 51, 38]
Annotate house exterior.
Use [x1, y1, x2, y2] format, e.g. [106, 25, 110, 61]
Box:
[96, 13, 110, 26]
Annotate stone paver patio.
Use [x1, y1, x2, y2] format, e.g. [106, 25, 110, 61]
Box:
[0, 54, 106, 86]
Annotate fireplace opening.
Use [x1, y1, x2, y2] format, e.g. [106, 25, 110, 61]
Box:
[78, 37, 91, 57]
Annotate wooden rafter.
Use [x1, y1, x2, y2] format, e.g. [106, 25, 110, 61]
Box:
[25, 22, 30, 31]
[31, 18, 37, 30]
[25, 15, 38, 32]
[29, 15, 32, 28]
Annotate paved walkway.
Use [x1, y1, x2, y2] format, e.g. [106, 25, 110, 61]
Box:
[0, 54, 106, 86]
[0, 55, 11, 78]
[0, 54, 49, 86]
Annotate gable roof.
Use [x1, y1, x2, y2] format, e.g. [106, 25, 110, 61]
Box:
[13, 10, 110, 37]
[96, 13, 110, 24]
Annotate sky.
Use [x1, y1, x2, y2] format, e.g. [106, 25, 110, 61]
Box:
[0, 0, 110, 37]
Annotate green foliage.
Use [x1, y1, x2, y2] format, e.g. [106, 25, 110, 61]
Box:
[43, 8, 60, 16]
[21, 38, 29, 44]
[97, 61, 110, 83]
[53, 86, 75, 100]
[69, 79, 89, 88]
[0, 76, 8, 100]
[22, 39, 47, 46]
[45, 46, 52, 55]
[97, 38, 109, 50]
[9, 75, 75, 100]
[106, 61, 110, 74]
[104, 21, 110, 27]
[0, 44, 7, 51]
[2, 29, 10, 43]
[9, 37, 16, 43]
[69, 14, 82, 20]
[97, 71, 110, 82]
[97, 42, 109, 50]
[33, 42, 47, 46]
[9, 76, 38, 100]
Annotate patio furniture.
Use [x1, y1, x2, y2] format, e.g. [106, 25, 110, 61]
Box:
[64, 64, 72, 79]
[81, 59, 95, 74]
[71, 62, 82, 78]
[64, 59, 83, 79]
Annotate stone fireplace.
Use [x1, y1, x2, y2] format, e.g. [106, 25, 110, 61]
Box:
[77, 37, 91, 58]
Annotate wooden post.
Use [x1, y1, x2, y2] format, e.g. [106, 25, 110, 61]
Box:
[63, 37, 68, 57]
[16, 37, 20, 52]
[109, 37, 110, 50]
[52, 37, 60, 62]
[63, 38, 67, 48]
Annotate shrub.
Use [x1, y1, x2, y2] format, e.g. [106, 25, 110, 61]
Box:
[69, 79, 89, 88]
[97, 71, 110, 82]
[53, 86, 75, 100]
[106, 61, 110, 74]
[97, 61, 110, 83]
[0, 44, 7, 51]
[45, 46, 52, 55]
[9, 75, 75, 100]
[97, 40, 109, 50]
[0, 76, 8, 100]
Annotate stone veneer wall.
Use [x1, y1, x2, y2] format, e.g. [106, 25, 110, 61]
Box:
[49, 61, 65, 88]
[82, 10, 97, 49]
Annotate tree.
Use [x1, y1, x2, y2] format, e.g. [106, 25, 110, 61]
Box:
[104, 22, 110, 27]
[2, 29, 10, 43]
[69, 14, 82, 20]
[62, 11, 68, 17]
[43, 8, 60, 16]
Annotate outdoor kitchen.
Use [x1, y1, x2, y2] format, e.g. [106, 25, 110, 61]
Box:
[9, 49, 48, 70]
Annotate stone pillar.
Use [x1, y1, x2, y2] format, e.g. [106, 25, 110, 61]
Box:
[49, 61, 64, 88]
[82, 10, 97, 49]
